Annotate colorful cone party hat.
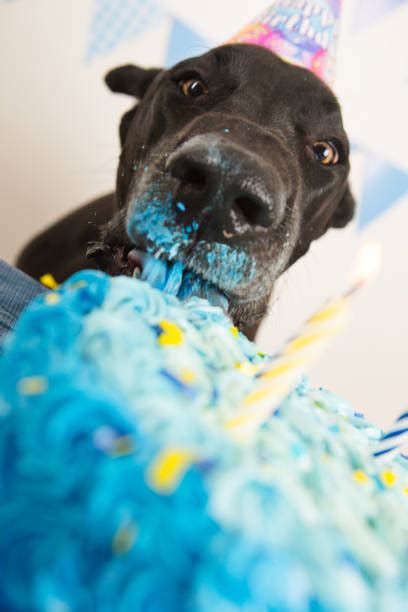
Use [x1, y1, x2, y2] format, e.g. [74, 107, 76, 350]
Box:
[227, 0, 342, 85]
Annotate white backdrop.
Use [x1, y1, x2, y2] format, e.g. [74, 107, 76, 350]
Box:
[1, 0, 407, 427]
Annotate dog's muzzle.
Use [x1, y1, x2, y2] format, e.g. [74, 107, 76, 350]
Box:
[166, 134, 287, 237]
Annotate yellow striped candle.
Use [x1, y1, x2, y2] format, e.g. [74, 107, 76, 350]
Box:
[226, 243, 383, 440]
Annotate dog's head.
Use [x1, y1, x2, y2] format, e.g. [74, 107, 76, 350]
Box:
[92, 44, 354, 329]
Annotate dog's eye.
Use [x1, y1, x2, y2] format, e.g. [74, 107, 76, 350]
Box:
[179, 78, 207, 98]
[312, 141, 340, 166]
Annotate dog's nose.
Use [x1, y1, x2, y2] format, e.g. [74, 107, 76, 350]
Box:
[167, 135, 283, 231]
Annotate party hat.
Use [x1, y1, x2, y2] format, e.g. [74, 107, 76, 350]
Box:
[227, 1, 342, 85]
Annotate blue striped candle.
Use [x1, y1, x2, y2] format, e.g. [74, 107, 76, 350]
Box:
[373, 410, 408, 460]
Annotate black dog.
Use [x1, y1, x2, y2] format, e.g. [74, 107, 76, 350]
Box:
[17, 44, 354, 338]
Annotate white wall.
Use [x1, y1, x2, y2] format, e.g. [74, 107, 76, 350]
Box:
[1, 0, 407, 428]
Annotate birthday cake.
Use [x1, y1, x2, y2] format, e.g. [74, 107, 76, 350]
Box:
[0, 270, 408, 611]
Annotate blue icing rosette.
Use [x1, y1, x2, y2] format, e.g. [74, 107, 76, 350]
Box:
[0, 270, 408, 611]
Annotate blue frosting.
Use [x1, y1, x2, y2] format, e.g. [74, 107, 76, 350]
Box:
[128, 192, 190, 259]
[127, 190, 256, 292]
[0, 271, 408, 611]
[203, 242, 256, 287]
[137, 252, 228, 310]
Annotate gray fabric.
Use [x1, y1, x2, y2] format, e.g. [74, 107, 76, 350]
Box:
[0, 260, 46, 340]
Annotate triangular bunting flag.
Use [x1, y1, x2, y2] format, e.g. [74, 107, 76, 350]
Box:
[86, 0, 162, 60]
[358, 152, 408, 228]
[165, 17, 210, 67]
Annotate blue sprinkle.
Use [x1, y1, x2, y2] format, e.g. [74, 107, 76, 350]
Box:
[160, 369, 197, 398]
[152, 324, 163, 336]
[191, 221, 199, 231]
[176, 202, 186, 212]
[196, 459, 217, 473]
[373, 475, 386, 491]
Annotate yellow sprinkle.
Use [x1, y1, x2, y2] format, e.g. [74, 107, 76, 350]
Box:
[353, 469, 369, 484]
[381, 470, 397, 487]
[230, 326, 239, 338]
[403, 487, 408, 496]
[39, 273, 59, 289]
[235, 361, 258, 376]
[158, 320, 184, 346]
[44, 292, 60, 305]
[112, 521, 138, 555]
[179, 368, 196, 384]
[307, 299, 347, 325]
[147, 448, 196, 493]
[17, 376, 48, 396]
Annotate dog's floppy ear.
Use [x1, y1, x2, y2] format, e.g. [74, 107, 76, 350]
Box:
[105, 64, 162, 99]
[331, 183, 356, 228]
[118, 108, 137, 146]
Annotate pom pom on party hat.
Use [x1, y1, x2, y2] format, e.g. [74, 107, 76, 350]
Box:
[227, 0, 342, 85]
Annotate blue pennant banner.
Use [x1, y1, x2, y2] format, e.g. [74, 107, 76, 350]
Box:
[358, 151, 408, 229]
[165, 17, 211, 68]
[87, 0, 163, 60]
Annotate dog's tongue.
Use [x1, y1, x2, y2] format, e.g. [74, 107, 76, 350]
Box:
[128, 249, 228, 310]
